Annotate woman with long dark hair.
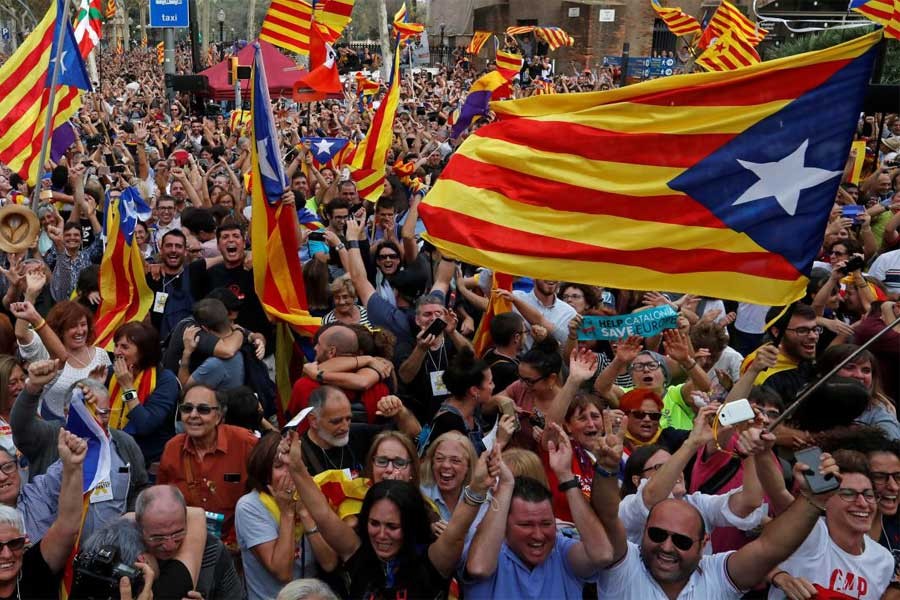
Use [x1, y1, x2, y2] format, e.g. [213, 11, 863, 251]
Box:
[285, 431, 494, 599]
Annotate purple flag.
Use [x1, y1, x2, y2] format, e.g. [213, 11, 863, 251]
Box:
[50, 121, 77, 163]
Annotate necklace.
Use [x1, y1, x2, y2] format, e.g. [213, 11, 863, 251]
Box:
[68, 347, 93, 369]
[318, 442, 346, 471]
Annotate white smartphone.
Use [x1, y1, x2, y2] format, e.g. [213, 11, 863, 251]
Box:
[717, 398, 756, 427]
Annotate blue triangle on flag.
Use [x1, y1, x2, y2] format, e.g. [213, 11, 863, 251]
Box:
[47, 0, 92, 90]
[302, 137, 350, 163]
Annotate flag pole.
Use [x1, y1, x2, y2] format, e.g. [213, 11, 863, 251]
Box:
[31, 0, 76, 210]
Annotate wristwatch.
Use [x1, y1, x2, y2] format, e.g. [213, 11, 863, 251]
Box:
[558, 478, 580, 493]
[335, 242, 346, 251]
[122, 389, 138, 403]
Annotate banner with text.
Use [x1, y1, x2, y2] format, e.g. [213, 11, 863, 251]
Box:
[577, 305, 678, 340]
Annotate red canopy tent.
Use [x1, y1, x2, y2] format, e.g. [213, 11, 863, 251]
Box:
[201, 40, 305, 101]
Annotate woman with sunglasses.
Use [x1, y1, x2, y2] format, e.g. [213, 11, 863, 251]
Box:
[620, 389, 689, 462]
[618, 405, 767, 552]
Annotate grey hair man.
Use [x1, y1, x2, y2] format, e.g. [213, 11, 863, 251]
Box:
[276, 578, 340, 600]
[134, 485, 242, 600]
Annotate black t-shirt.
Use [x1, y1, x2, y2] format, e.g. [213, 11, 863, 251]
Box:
[4, 542, 59, 600]
[426, 404, 486, 456]
[396, 340, 457, 424]
[188, 260, 273, 351]
[300, 427, 378, 477]
[153, 558, 194, 600]
[482, 348, 519, 395]
[343, 546, 448, 600]
[762, 361, 817, 403]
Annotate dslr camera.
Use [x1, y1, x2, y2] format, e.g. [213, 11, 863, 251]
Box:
[72, 545, 144, 600]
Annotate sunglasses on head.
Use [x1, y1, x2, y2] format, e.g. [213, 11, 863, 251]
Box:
[647, 526, 697, 551]
[0, 537, 26, 552]
[178, 403, 219, 415]
[629, 410, 661, 422]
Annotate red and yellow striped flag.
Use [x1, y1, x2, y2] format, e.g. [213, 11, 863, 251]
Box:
[94, 189, 154, 350]
[259, 0, 313, 56]
[467, 30, 493, 55]
[105, 0, 116, 19]
[472, 272, 514, 356]
[350, 36, 402, 201]
[313, 0, 355, 43]
[392, 3, 424, 41]
[419, 32, 880, 307]
[698, 0, 767, 49]
[495, 49, 523, 78]
[651, 0, 702, 37]
[851, 0, 900, 39]
[695, 28, 761, 71]
[505, 25, 573, 51]
[156, 41, 164, 64]
[0, 0, 85, 185]
[250, 42, 320, 335]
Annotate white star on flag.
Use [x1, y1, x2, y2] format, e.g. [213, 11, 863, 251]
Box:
[314, 139, 334, 156]
[256, 137, 279, 182]
[53, 50, 68, 75]
[732, 140, 842, 216]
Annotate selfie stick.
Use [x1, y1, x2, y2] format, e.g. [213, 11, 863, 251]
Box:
[766, 313, 900, 432]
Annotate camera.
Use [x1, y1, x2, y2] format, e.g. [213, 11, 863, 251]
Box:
[72, 545, 144, 600]
[839, 255, 866, 274]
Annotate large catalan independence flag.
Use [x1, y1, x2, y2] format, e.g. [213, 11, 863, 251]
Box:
[94, 188, 154, 350]
[259, 0, 313, 56]
[419, 32, 880, 307]
[250, 42, 320, 335]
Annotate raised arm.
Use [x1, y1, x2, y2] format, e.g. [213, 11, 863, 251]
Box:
[345, 218, 377, 306]
[465, 447, 515, 580]
[546, 348, 598, 426]
[725, 345, 778, 404]
[428, 451, 493, 577]
[286, 431, 361, 562]
[726, 455, 839, 590]
[41, 430, 86, 573]
[590, 412, 629, 563]
[593, 335, 643, 402]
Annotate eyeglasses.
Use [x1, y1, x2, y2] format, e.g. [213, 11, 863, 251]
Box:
[830, 250, 849, 256]
[377, 253, 399, 261]
[519, 373, 547, 386]
[785, 326, 823, 336]
[94, 407, 111, 416]
[178, 403, 220, 415]
[145, 529, 186, 545]
[630, 361, 661, 373]
[0, 461, 16, 476]
[373, 456, 411, 469]
[630, 410, 662, 422]
[561, 293, 584, 301]
[835, 488, 877, 504]
[646, 526, 697, 551]
[0, 537, 26, 552]
[870, 472, 900, 485]
[641, 463, 664, 474]
[750, 405, 781, 421]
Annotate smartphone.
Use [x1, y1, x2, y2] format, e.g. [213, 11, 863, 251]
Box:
[841, 205, 864, 221]
[795, 446, 839, 494]
[111, 164, 127, 174]
[498, 397, 521, 432]
[717, 398, 756, 427]
[424, 317, 447, 338]
[308, 231, 326, 242]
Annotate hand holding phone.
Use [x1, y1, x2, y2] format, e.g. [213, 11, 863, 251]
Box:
[795, 446, 839, 494]
[424, 317, 447, 338]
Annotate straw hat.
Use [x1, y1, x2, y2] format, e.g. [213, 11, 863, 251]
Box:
[0, 204, 40, 253]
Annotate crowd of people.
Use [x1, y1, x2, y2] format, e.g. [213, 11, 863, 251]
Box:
[0, 28, 898, 600]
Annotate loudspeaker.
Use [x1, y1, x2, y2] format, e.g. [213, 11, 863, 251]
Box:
[165, 74, 209, 93]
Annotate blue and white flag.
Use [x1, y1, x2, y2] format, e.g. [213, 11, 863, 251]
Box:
[65, 388, 111, 493]
[302, 137, 350, 165]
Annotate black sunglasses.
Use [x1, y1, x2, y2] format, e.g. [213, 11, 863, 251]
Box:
[647, 526, 697, 551]
[0, 537, 26, 552]
[630, 410, 662, 422]
[178, 403, 220, 415]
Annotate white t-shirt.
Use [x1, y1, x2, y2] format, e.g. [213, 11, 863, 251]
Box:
[768, 519, 894, 600]
[596, 542, 743, 599]
[868, 248, 900, 294]
[512, 289, 576, 350]
[735, 303, 770, 335]
[619, 480, 768, 554]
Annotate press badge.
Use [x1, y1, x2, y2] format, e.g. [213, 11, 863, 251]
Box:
[430, 370, 448, 396]
[90, 478, 114, 503]
[153, 292, 169, 313]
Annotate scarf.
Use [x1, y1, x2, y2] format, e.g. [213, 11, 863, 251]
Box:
[108, 367, 157, 430]
[625, 427, 662, 449]
[259, 491, 305, 541]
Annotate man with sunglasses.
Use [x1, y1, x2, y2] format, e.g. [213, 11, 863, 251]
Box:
[766, 451, 894, 599]
[0, 430, 87, 600]
[157, 385, 258, 543]
[591, 418, 857, 599]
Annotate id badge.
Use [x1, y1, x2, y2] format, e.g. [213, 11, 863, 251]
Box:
[430, 369, 448, 396]
[90, 478, 114, 503]
[153, 291, 169, 313]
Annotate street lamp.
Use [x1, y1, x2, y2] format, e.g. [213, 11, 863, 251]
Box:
[440, 22, 445, 65]
[217, 9, 225, 42]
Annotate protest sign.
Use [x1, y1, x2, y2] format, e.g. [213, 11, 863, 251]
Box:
[577, 305, 678, 341]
